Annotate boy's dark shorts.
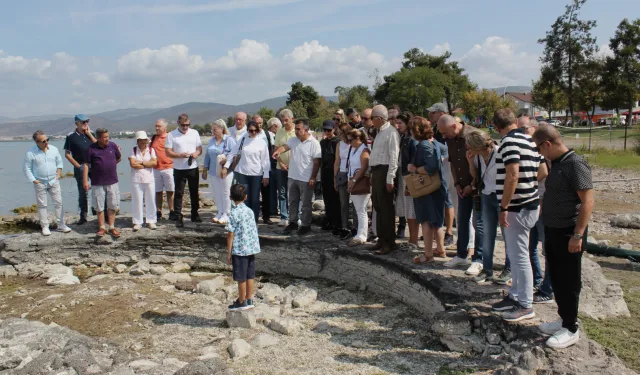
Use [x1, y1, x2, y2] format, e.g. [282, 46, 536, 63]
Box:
[232, 255, 256, 281]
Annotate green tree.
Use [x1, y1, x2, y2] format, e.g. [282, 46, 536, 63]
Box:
[285, 100, 308, 120]
[286, 81, 321, 118]
[538, 0, 598, 122]
[575, 57, 605, 123]
[461, 89, 519, 126]
[383, 67, 448, 116]
[531, 67, 568, 119]
[203, 123, 212, 135]
[334, 85, 374, 111]
[256, 107, 275, 121]
[226, 116, 234, 128]
[608, 18, 640, 150]
[310, 97, 340, 131]
[192, 124, 204, 135]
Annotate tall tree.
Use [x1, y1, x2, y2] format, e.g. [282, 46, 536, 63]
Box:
[531, 67, 568, 119]
[226, 116, 234, 128]
[334, 85, 374, 111]
[383, 67, 448, 116]
[575, 57, 605, 123]
[607, 18, 640, 150]
[256, 107, 275, 121]
[538, 0, 597, 122]
[461, 89, 519, 126]
[286, 81, 321, 118]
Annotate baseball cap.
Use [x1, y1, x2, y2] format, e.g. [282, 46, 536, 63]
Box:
[426, 103, 447, 113]
[74, 114, 89, 122]
[135, 131, 149, 140]
[322, 120, 335, 130]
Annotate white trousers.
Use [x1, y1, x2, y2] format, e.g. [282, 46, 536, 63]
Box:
[131, 182, 157, 225]
[34, 181, 64, 227]
[211, 172, 234, 219]
[351, 194, 371, 242]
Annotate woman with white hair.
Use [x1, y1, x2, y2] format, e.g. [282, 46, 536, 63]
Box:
[129, 131, 158, 231]
[203, 119, 237, 224]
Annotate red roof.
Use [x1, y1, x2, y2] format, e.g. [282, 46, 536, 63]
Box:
[506, 92, 533, 103]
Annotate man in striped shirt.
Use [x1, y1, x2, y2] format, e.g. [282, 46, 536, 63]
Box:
[491, 108, 548, 323]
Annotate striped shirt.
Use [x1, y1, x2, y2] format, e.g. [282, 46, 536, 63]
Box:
[496, 128, 541, 211]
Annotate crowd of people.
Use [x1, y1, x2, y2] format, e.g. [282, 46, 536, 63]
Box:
[23, 104, 594, 350]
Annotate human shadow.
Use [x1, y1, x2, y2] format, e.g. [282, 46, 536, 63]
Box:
[140, 310, 225, 328]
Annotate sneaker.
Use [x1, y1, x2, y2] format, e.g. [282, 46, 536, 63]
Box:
[76, 217, 88, 225]
[465, 262, 483, 276]
[109, 228, 121, 238]
[176, 215, 184, 228]
[57, 225, 72, 233]
[492, 295, 517, 311]
[41, 226, 51, 236]
[279, 219, 288, 227]
[533, 292, 554, 304]
[228, 299, 250, 311]
[494, 269, 512, 285]
[539, 319, 563, 335]
[297, 226, 311, 236]
[297, 219, 301, 226]
[246, 299, 255, 309]
[503, 304, 536, 322]
[133, 224, 142, 231]
[263, 218, 275, 225]
[348, 238, 366, 247]
[444, 233, 455, 247]
[443, 256, 471, 268]
[546, 328, 579, 349]
[473, 270, 494, 284]
[340, 229, 354, 240]
[169, 211, 178, 221]
[283, 223, 299, 235]
[367, 233, 378, 243]
[96, 227, 106, 237]
[396, 228, 405, 239]
[148, 223, 157, 230]
[156, 211, 163, 221]
[218, 217, 229, 225]
[191, 215, 202, 223]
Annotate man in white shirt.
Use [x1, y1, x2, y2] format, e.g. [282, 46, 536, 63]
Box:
[229, 112, 247, 141]
[165, 113, 202, 227]
[272, 118, 321, 236]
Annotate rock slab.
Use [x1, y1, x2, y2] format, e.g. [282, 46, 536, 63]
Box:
[227, 339, 251, 359]
[268, 318, 303, 335]
[226, 310, 256, 329]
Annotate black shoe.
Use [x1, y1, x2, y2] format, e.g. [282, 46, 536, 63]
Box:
[156, 211, 163, 221]
[533, 292, 554, 304]
[367, 233, 378, 243]
[76, 217, 88, 225]
[492, 295, 517, 311]
[297, 226, 311, 236]
[322, 223, 334, 231]
[263, 218, 274, 225]
[176, 215, 184, 228]
[91, 208, 97, 216]
[332, 228, 342, 236]
[169, 211, 177, 221]
[283, 223, 299, 235]
[340, 229, 353, 240]
[444, 233, 454, 247]
[191, 215, 202, 223]
[396, 227, 405, 239]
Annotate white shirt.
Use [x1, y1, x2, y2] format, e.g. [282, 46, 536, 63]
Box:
[229, 125, 247, 141]
[347, 143, 368, 178]
[368, 122, 400, 184]
[225, 136, 270, 178]
[473, 145, 498, 195]
[287, 136, 321, 182]
[338, 141, 350, 173]
[165, 128, 202, 170]
[129, 147, 157, 184]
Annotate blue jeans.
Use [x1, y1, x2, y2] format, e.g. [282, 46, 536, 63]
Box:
[73, 166, 89, 219]
[481, 193, 506, 274]
[275, 169, 289, 220]
[457, 194, 484, 262]
[505, 213, 545, 287]
[234, 173, 262, 221]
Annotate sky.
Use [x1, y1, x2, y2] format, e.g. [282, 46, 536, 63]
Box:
[0, 0, 633, 118]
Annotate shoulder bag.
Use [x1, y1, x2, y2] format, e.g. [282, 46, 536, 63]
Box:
[346, 145, 370, 195]
[228, 137, 245, 172]
[404, 141, 441, 198]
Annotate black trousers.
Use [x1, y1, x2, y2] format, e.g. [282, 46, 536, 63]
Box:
[173, 168, 199, 218]
[544, 225, 586, 333]
[321, 170, 341, 228]
[371, 165, 395, 246]
[261, 180, 271, 221]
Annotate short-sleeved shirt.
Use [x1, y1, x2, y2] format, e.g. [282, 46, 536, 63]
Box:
[225, 202, 261, 256]
[496, 128, 541, 211]
[320, 136, 340, 172]
[63, 130, 95, 165]
[542, 150, 593, 228]
[129, 146, 157, 184]
[151, 133, 172, 170]
[86, 142, 121, 186]
[287, 136, 321, 182]
[165, 128, 202, 170]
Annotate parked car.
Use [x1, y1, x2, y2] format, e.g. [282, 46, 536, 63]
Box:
[548, 119, 561, 126]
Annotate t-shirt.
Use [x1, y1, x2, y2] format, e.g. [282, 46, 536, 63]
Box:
[129, 146, 157, 184]
[320, 136, 340, 172]
[86, 142, 121, 186]
[473, 145, 499, 195]
[165, 128, 202, 170]
[542, 150, 593, 228]
[287, 136, 321, 182]
[226, 202, 261, 256]
[496, 128, 541, 211]
[63, 130, 95, 165]
[151, 133, 172, 170]
[275, 127, 296, 170]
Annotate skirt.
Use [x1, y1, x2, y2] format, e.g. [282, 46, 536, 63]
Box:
[395, 176, 416, 219]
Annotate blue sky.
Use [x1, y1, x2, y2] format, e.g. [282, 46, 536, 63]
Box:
[0, 0, 634, 117]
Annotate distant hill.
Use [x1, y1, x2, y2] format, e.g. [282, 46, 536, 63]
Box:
[0, 114, 71, 124]
[92, 108, 158, 121]
[489, 86, 532, 96]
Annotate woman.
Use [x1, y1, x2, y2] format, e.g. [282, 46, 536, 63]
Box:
[203, 119, 237, 224]
[395, 112, 419, 247]
[332, 123, 354, 239]
[223, 120, 270, 222]
[408, 117, 446, 263]
[129, 131, 158, 231]
[346, 129, 370, 246]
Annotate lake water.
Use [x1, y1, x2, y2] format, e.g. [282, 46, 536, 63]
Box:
[0, 139, 213, 216]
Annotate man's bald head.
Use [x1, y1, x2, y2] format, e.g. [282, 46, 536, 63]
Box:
[532, 123, 562, 145]
[437, 114, 462, 139]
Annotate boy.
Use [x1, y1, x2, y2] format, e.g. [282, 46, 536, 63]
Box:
[226, 184, 261, 311]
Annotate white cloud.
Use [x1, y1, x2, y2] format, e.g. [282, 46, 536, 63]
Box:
[0, 50, 77, 81]
[88, 72, 111, 84]
[116, 44, 204, 80]
[52, 52, 77, 74]
[429, 42, 451, 56]
[596, 43, 613, 59]
[212, 40, 273, 70]
[71, 79, 82, 86]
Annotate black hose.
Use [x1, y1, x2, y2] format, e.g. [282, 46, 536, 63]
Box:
[585, 241, 640, 262]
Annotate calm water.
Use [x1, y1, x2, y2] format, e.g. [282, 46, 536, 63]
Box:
[0, 140, 213, 215]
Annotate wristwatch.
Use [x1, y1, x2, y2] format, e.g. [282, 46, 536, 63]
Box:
[351, 178, 357, 183]
[573, 233, 583, 240]
[499, 206, 508, 212]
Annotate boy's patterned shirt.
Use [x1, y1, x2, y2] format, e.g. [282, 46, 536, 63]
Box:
[226, 202, 261, 256]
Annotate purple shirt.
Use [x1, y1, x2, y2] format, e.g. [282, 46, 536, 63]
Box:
[85, 142, 121, 186]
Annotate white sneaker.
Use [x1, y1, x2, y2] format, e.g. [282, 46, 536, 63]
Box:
[133, 224, 142, 231]
[539, 319, 563, 335]
[278, 219, 287, 227]
[218, 214, 229, 225]
[443, 256, 471, 268]
[465, 262, 483, 276]
[148, 223, 157, 230]
[41, 226, 51, 236]
[546, 328, 579, 349]
[297, 219, 301, 226]
[57, 225, 72, 233]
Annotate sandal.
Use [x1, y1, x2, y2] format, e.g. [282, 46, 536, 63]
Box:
[434, 250, 447, 258]
[413, 254, 435, 264]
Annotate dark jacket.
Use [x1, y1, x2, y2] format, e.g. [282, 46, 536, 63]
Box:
[399, 133, 418, 176]
[320, 136, 340, 174]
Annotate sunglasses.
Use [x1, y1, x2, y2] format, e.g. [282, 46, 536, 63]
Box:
[37, 138, 49, 144]
[248, 129, 258, 134]
[333, 118, 342, 122]
[323, 129, 333, 133]
[82, 120, 90, 124]
[180, 123, 190, 127]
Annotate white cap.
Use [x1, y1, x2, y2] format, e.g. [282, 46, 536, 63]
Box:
[135, 131, 149, 140]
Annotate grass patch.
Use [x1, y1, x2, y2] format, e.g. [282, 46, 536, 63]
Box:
[575, 146, 640, 170]
[11, 204, 38, 214]
[581, 259, 640, 373]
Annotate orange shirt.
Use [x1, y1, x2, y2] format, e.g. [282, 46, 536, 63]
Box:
[151, 133, 173, 170]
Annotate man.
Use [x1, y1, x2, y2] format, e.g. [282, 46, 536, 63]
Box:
[229, 112, 248, 141]
[319, 120, 341, 231]
[346, 108, 363, 129]
[274, 109, 297, 226]
[361, 108, 375, 146]
[83, 128, 121, 238]
[24, 130, 72, 236]
[367, 105, 400, 254]
[252, 114, 275, 224]
[63, 114, 96, 225]
[272, 118, 321, 236]
[150, 119, 175, 220]
[388, 105, 399, 128]
[388, 106, 405, 238]
[491, 108, 547, 323]
[266, 117, 280, 218]
[532, 124, 593, 349]
[165, 113, 203, 227]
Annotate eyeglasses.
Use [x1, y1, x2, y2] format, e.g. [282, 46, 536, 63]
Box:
[37, 138, 49, 144]
[534, 140, 549, 152]
[248, 129, 258, 134]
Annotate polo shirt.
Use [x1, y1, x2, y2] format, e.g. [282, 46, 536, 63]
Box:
[165, 128, 202, 170]
[151, 133, 173, 170]
[287, 136, 321, 182]
[86, 142, 121, 186]
[496, 128, 541, 211]
[275, 127, 296, 170]
[63, 130, 95, 165]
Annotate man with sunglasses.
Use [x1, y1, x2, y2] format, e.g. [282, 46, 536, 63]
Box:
[63, 114, 96, 225]
[24, 130, 72, 236]
[346, 108, 363, 129]
[166, 113, 203, 227]
[319, 120, 341, 231]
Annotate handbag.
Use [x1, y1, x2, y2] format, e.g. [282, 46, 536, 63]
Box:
[227, 137, 245, 172]
[404, 140, 441, 198]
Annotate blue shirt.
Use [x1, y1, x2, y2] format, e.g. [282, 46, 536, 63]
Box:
[203, 135, 236, 172]
[24, 145, 63, 186]
[63, 130, 95, 165]
[225, 202, 261, 256]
